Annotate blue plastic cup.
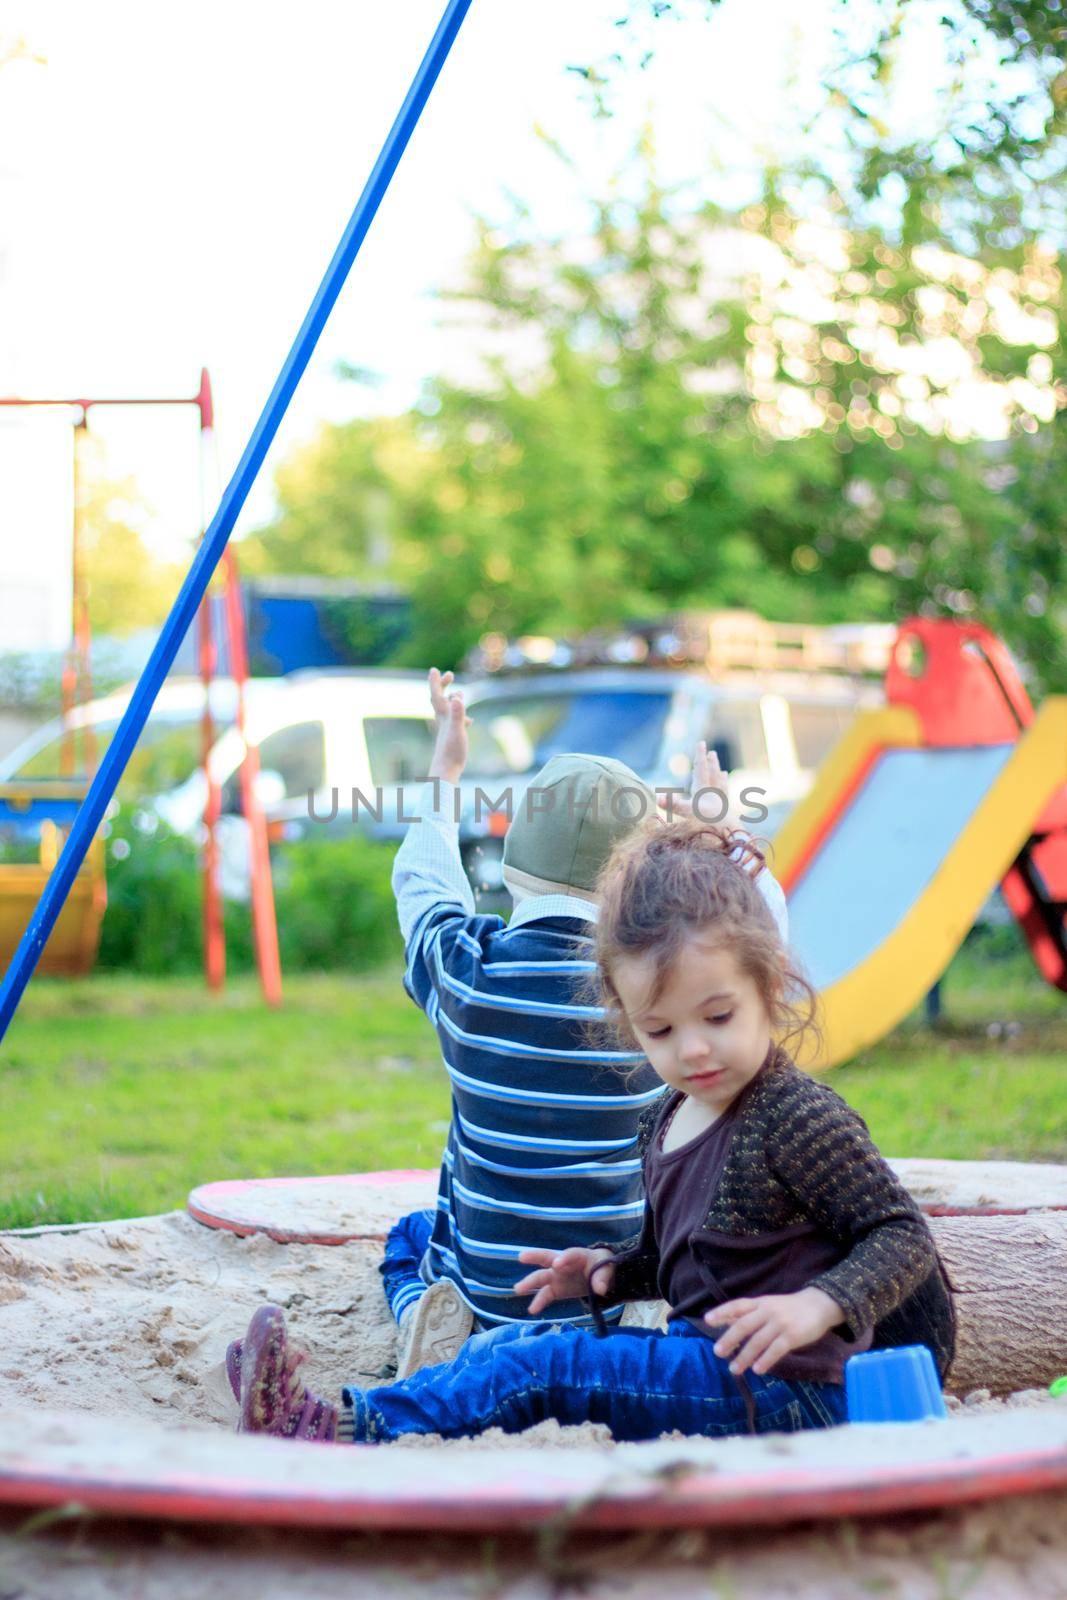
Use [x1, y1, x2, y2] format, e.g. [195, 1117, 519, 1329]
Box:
[845, 1345, 948, 1424]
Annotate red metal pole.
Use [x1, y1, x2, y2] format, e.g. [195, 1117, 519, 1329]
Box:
[71, 418, 96, 774]
[197, 374, 226, 990]
[221, 542, 282, 1008]
[197, 582, 226, 990]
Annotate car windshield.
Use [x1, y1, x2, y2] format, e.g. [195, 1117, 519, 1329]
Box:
[464, 690, 672, 779]
[14, 717, 212, 797]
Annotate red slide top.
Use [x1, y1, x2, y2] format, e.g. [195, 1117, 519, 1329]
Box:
[886, 618, 1033, 747]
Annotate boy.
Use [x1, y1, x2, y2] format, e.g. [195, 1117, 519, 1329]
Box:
[385, 668, 788, 1375]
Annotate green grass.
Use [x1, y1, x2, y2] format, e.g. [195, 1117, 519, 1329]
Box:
[0, 970, 452, 1229]
[1, 926, 1064, 1230]
[834, 931, 1067, 1163]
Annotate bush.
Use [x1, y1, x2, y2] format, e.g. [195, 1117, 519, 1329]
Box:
[97, 809, 207, 975]
[97, 808, 398, 975]
[273, 833, 399, 972]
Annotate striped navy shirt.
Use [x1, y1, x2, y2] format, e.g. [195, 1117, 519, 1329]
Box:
[392, 780, 663, 1326]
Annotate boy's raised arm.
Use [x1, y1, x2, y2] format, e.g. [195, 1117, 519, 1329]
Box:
[391, 669, 477, 984]
[658, 741, 789, 944]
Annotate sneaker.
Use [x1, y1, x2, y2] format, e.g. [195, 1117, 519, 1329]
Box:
[239, 1304, 338, 1442]
[619, 1298, 670, 1332]
[394, 1278, 473, 1379]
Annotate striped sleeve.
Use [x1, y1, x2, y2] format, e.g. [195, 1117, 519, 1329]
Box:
[391, 778, 504, 1015]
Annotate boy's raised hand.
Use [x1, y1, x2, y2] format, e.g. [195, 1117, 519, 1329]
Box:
[515, 1247, 616, 1315]
[428, 667, 472, 786]
[657, 739, 727, 823]
[693, 738, 725, 798]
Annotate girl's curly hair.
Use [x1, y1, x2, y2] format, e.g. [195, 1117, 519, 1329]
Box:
[579, 815, 821, 1063]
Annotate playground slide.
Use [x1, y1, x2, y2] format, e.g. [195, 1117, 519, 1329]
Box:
[772, 687, 1067, 1070]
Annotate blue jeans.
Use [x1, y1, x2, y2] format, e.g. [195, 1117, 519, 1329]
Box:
[379, 1209, 435, 1324]
[343, 1319, 847, 1444]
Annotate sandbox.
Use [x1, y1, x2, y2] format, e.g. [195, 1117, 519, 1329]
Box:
[1, 1161, 1065, 1543]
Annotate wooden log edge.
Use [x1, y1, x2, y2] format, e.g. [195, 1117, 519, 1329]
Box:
[931, 1211, 1067, 1394]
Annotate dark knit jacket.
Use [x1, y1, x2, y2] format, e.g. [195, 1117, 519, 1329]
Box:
[596, 1049, 957, 1379]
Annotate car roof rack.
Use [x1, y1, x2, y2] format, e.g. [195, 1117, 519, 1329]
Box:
[464, 611, 894, 681]
[283, 667, 428, 683]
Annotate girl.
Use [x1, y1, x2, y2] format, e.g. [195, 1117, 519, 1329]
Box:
[233, 817, 955, 1445]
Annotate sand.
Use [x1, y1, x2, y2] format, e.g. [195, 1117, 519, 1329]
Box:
[2, 1207, 1059, 1435]
[0, 1212, 396, 1430]
[1, 1210, 1066, 1598]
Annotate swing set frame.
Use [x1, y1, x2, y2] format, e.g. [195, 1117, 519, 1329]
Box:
[0, 0, 475, 1038]
[0, 375, 280, 1001]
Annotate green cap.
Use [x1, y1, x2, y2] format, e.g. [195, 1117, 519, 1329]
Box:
[502, 754, 657, 898]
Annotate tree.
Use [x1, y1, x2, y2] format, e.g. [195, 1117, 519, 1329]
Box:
[570, 2, 1065, 191]
[253, 0, 1065, 683]
[240, 414, 435, 582]
[398, 144, 1062, 674]
[80, 448, 183, 637]
[255, 142, 1062, 678]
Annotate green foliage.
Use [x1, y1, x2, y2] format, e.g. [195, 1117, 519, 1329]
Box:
[0, 642, 134, 717]
[272, 833, 399, 973]
[97, 810, 211, 975]
[316, 594, 412, 665]
[570, 3, 1066, 208]
[239, 416, 434, 582]
[84, 519, 183, 639]
[253, 148, 1066, 686]
[0, 653, 63, 715]
[96, 808, 398, 976]
[79, 439, 183, 638]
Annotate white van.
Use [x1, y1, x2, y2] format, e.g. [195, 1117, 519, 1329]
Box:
[158, 670, 434, 833]
[0, 672, 440, 898]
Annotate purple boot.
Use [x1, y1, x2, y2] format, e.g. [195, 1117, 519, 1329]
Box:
[225, 1338, 243, 1402]
[238, 1305, 338, 1443]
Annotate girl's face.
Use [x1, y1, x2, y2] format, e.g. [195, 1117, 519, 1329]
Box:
[613, 932, 773, 1116]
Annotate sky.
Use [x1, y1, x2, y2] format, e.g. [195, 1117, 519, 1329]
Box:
[0, 0, 970, 593]
[0, 0, 851, 570]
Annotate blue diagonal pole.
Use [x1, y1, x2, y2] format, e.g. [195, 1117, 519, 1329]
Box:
[0, 0, 474, 1041]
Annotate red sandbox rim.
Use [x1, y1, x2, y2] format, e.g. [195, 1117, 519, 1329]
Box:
[1, 1426, 1066, 1533]
[186, 1168, 1067, 1249]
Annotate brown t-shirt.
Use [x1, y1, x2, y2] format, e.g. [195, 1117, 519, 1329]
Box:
[644, 1080, 872, 1384]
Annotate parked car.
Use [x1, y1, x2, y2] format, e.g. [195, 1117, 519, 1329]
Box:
[453, 667, 883, 905]
[151, 670, 437, 896]
[102, 665, 877, 907]
[0, 678, 263, 800]
[0, 671, 440, 899]
[1, 652, 879, 912]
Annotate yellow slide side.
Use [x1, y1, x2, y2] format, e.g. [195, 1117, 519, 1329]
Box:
[776, 701, 1067, 1070]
